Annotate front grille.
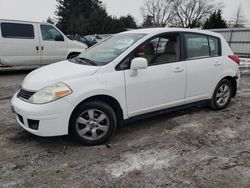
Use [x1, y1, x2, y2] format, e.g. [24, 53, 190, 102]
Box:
[17, 89, 35, 101]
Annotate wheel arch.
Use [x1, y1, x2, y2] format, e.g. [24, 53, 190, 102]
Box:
[215, 76, 237, 98]
[222, 76, 237, 98]
[69, 95, 124, 129]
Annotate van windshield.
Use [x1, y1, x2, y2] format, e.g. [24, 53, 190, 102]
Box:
[77, 33, 146, 66]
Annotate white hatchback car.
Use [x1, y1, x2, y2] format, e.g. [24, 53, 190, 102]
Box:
[11, 28, 240, 145]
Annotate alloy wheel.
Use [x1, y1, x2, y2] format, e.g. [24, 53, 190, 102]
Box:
[215, 84, 231, 107]
[76, 109, 109, 141]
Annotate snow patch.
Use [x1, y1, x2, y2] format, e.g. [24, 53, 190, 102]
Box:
[215, 127, 238, 140]
[106, 149, 177, 178]
[181, 122, 202, 128]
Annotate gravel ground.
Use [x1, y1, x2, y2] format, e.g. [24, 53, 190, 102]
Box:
[0, 71, 250, 188]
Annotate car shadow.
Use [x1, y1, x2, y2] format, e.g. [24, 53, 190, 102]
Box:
[9, 104, 210, 148]
[112, 105, 210, 142]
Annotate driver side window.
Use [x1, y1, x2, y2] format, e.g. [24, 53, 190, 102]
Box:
[117, 33, 180, 70]
[40, 25, 64, 41]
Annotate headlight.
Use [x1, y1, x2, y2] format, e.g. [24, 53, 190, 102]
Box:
[29, 82, 72, 104]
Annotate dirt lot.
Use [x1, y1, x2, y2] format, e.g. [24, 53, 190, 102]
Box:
[0, 71, 250, 188]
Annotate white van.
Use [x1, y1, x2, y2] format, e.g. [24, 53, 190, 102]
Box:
[0, 19, 87, 67]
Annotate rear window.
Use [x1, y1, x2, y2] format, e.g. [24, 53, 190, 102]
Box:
[209, 36, 220, 57]
[1, 22, 34, 39]
[185, 33, 221, 59]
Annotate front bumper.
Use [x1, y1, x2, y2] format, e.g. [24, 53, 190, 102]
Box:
[11, 93, 75, 137]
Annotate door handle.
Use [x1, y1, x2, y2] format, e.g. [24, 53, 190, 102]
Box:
[173, 67, 184, 73]
[36, 46, 39, 51]
[214, 61, 222, 66]
[41, 46, 44, 51]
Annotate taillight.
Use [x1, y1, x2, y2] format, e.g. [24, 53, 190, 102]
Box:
[228, 55, 240, 65]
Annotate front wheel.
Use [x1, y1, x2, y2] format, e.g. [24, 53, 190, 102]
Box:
[69, 101, 117, 145]
[210, 79, 233, 110]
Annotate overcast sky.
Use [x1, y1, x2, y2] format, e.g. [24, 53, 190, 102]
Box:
[0, 0, 249, 25]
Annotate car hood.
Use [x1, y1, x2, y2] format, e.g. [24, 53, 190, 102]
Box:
[22, 60, 99, 91]
[68, 39, 88, 49]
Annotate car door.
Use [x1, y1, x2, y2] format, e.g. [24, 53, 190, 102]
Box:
[184, 33, 224, 103]
[39, 24, 68, 65]
[122, 33, 186, 117]
[0, 21, 41, 66]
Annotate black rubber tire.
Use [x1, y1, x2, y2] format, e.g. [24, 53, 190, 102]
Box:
[210, 79, 233, 110]
[69, 101, 117, 146]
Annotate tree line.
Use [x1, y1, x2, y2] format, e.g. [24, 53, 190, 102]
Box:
[50, 0, 245, 35]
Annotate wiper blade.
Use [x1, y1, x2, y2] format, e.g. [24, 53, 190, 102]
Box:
[78, 57, 97, 66]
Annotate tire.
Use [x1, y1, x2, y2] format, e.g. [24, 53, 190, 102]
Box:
[210, 79, 233, 110]
[69, 101, 117, 145]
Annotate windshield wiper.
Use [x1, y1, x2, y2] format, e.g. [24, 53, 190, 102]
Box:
[78, 57, 97, 66]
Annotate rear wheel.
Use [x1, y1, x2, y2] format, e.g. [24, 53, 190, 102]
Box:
[210, 79, 233, 110]
[69, 101, 117, 145]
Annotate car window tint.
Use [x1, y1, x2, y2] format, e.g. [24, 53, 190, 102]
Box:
[185, 34, 210, 59]
[209, 36, 220, 57]
[40, 25, 64, 41]
[134, 34, 180, 66]
[1, 22, 34, 39]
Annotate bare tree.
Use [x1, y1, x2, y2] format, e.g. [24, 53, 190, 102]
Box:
[231, 4, 245, 28]
[141, 0, 174, 27]
[141, 0, 218, 28]
[171, 0, 217, 28]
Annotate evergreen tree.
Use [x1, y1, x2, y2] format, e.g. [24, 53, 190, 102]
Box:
[142, 15, 154, 28]
[46, 17, 54, 24]
[85, 9, 124, 34]
[119, 15, 137, 29]
[55, 0, 103, 34]
[203, 9, 227, 29]
[55, 0, 134, 35]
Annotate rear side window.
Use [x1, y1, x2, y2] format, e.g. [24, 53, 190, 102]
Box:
[185, 34, 210, 59]
[185, 33, 221, 59]
[209, 36, 220, 57]
[1, 22, 34, 39]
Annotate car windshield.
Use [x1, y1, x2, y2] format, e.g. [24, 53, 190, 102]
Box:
[77, 33, 146, 66]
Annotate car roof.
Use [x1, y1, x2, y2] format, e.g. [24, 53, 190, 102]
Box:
[122, 27, 221, 38]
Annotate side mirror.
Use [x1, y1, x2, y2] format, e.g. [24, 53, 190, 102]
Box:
[130, 57, 148, 76]
[55, 35, 64, 41]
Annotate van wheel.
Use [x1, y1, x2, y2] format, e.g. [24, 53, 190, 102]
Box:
[210, 79, 233, 110]
[69, 101, 117, 145]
